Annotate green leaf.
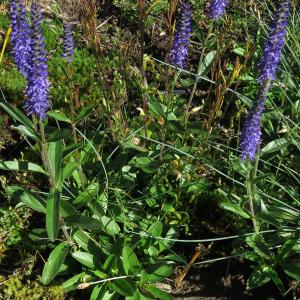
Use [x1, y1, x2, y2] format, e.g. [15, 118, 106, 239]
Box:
[147, 264, 173, 283]
[42, 242, 69, 285]
[277, 236, 299, 261]
[47, 111, 71, 123]
[122, 246, 140, 275]
[101, 291, 119, 300]
[159, 227, 178, 252]
[103, 254, 117, 272]
[283, 262, 300, 281]
[247, 266, 271, 289]
[109, 279, 135, 297]
[28, 228, 48, 242]
[60, 200, 79, 217]
[63, 272, 91, 292]
[91, 284, 106, 300]
[147, 221, 163, 237]
[63, 143, 82, 159]
[48, 141, 63, 188]
[64, 215, 102, 229]
[269, 206, 300, 222]
[73, 182, 99, 206]
[63, 161, 78, 179]
[246, 234, 270, 258]
[0, 161, 46, 174]
[126, 290, 154, 300]
[101, 216, 120, 236]
[148, 97, 165, 118]
[72, 251, 99, 269]
[144, 285, 173, 300]
[73, 230, 103, 254]
[11, 124, 40, 142]
[199, 50, 216, 76]
[76, 103, 96, 122]
[269, 268, 285, 295]
[219, 202, 251, 219]
[46, 189, 61, 242]
[261, 138, 290, 155]
[256, 212, 281, 228]
[0, 102, 34, 129]
[48, 129, 72, 142]
[9, 186, 46, 213]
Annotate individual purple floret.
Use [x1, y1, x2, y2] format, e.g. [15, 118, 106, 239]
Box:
[208, 0, 229, 20]
[10, 0, 31, 78]
[240, 83, 270, 160]
[24, 3, 50, 120]
[62, 23, 74, 63]
[258, 0, 290, 83]
[169, 3, 191, 69]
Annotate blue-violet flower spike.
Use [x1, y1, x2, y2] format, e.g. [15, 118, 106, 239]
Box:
[10, 0, 31, 78]
[240, 82, 271, 160]
[169, 3, 191, 69]
[258, 0, 290, 83]
[62, 23, 74, 63]
[208, 0, 229, 20]
[24, 3, 50, 120]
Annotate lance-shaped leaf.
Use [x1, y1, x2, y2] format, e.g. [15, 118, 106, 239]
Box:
[46, 189, 61, 242]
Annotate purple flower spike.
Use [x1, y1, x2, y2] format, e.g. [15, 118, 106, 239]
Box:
[24, 3, 50, 120]
[240, 83, 270, 160]
[258, 0, 290, 83]
[169, 3, 191, 69]
[10, 0, 31, 78]
[208, 0, 229, 20]
[62, 23, 74, 63]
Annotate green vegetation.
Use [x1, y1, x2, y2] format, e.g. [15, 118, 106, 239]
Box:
[0, 0, 299, 299]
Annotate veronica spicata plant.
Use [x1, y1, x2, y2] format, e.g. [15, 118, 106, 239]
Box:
[1, 3, 178, 298]
[24, 3, 50, 120]
[240, 0, 290, 160]
[10, 0, 31, 78]
[169, 2, 191, 69]
[208, 0, 229, 20]
[62, 23, 74, 63]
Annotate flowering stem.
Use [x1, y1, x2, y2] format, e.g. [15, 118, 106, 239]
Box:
[138, 0, 148, 140]
[159, 69, 181, 162]
[185, 23, 213, 120]
[252, 148, 260, 194]
[67, 65, 85, 189]
[246, 158, 258, 233]
[38, 119, 73, 244]
[39, 119, 55, 188]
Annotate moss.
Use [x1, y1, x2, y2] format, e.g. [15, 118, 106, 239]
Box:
[1, 275, 65, 300]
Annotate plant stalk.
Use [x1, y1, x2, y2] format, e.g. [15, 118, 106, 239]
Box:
[185, 23, 213, 120]
[246, 158, 258, 233]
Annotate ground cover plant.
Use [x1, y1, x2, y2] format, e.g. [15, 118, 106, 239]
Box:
[0, 0, 300, 299]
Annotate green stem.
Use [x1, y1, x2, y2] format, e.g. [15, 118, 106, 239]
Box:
[67, 65, 86, 189]
[246, 158, 258, 233]
[252, 148, 260, 194]
[185, 22, 213, 120]
[138, 0, 148, 140]
[159, 69, 181, 163]
[39, 119, 72, 244]
[39, 119, 55, 187]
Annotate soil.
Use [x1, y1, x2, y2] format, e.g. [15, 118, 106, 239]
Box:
[169, 259, 287, 300]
